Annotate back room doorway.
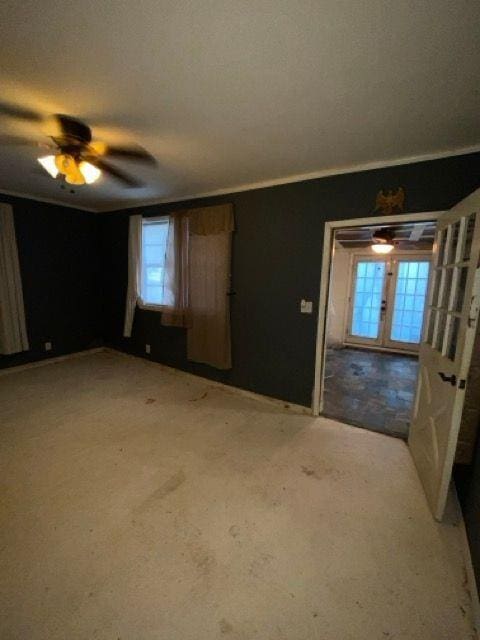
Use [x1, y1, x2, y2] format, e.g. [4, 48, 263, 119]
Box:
[321, 217, 436, 439]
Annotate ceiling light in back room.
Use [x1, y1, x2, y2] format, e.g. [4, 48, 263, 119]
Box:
[371, 228, 395, 254]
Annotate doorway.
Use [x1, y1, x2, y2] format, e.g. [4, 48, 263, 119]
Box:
[314, 214, 438, 438]
[313, 192, 480, 522]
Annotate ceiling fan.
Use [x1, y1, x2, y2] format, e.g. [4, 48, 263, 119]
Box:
[371, 227, 395, 254]
[0, 102, 156, 188]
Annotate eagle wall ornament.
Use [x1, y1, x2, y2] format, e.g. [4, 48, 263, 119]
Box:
[374, 187, 405, 215]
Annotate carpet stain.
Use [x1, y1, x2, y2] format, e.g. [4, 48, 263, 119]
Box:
[191, 545, 216, 575]
[145, 398, 156, 404]
[136, 470, 186, 511]
[301, 466, 316, 477]
[301, 465, 344, 481]
[190, 391, 208, 402]
[219, 618, 233, 634]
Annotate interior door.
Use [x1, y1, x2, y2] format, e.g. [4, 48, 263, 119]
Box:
[409, 189, 480, 520]
[345, 257, 388, 347]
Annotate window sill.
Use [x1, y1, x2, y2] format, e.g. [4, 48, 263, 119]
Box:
[138, 302, 168, 313]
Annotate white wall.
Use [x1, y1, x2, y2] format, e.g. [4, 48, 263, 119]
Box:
[326, 246, 351, 346]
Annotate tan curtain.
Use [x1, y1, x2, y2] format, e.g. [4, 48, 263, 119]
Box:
[161, 213, 189, 327]
[0, 203, 29, 355]
[186, 204, 234, 370]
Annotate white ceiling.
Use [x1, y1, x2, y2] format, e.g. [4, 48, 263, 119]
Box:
[0, 0, 479, 212]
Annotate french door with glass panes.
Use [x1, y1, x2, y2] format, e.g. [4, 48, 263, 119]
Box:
[409, 189, 480, 520]
[345, 254, 432, 352]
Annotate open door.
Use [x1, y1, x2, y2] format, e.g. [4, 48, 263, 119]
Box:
[409, 189, 480, 520]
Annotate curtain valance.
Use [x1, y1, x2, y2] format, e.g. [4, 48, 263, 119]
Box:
[183, 204, 234, 236]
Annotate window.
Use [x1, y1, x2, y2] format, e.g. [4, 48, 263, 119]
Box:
[141, 217, 169, 306]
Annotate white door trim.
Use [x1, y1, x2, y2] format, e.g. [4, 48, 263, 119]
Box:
[311, 210, 443, 416]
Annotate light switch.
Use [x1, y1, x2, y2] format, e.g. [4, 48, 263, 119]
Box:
[145, 344, 151, 354]
[300, 299, 313, 314]
[44, 341, 52, 351]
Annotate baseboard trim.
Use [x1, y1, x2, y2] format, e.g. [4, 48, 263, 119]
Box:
[448, 485, 480, 637]
[459, 516, 480, 637]
[0, 347, 105, 377]
[342, 342, 418, 357]
[104, 347, 312, 416]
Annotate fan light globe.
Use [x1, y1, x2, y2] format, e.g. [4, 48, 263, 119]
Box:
[37, 155, 59, 178]
[79, 161, 101, 184]
[372, 243, 394, 254]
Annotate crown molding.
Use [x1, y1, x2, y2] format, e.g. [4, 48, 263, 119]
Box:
[0, 188, 97, 212]
[98, 144, 480, 213]
[2, 144, 480, 214]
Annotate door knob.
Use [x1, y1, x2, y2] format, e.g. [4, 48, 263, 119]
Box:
[438, 372, 457, 386]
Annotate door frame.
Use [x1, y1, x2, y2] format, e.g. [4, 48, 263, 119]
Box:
[312, 210, 442, 416]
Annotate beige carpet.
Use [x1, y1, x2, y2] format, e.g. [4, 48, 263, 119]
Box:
[0, 350, 475, 639]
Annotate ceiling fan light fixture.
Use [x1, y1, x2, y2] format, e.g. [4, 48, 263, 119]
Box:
[37, 155, 59, 178]
[372, 242, 394, 254]
[371, 227, 395, 254]
[79, 160, 101, 184]
[64, 165, 85, 185]
[55, 153, 75, 175]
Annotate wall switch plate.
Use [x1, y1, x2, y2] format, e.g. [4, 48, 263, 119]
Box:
[44, 341, 52, 351]
[145, 344, 151, 354]
[300, 299, 313, 314]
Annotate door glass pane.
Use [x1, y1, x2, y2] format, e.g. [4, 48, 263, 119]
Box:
[454, 267, 469, 313]
[391, 261, 430, 344]
[435, 311, 447, 351]
[426, 309, 436, 345]
[436, 229, 446, 266]
[449, 221, 461, 263]
[447, 315, 461, 361]
[464, 213, 477, 261]
[430, 269, 441, 308]
[351, 261, 385, 339]
[439, 267, 454, 309]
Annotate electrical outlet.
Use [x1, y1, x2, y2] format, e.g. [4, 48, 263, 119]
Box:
[300, 299, 313, 314]
[145, 344, 151, 354]
[44, 341, 52, 351]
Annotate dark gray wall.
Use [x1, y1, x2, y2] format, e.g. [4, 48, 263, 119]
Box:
[0, 193, 101, 369]
[99, 152, 480, 407]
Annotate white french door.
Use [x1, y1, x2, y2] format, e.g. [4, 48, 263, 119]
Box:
[409, 189, 480, 520]
[345, 254, 432, 352]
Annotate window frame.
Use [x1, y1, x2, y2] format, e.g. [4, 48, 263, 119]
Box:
[138, 215, 170, 312]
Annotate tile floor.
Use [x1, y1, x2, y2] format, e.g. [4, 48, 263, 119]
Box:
[323, 347, 419, 438]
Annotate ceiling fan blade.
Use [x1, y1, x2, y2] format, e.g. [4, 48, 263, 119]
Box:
[86, 157, 143, 188]
[0, 102, 45, 122]
[0, 135, 54, 149]
[95, 143, 156, 164]
[54, 114, 92, 144]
